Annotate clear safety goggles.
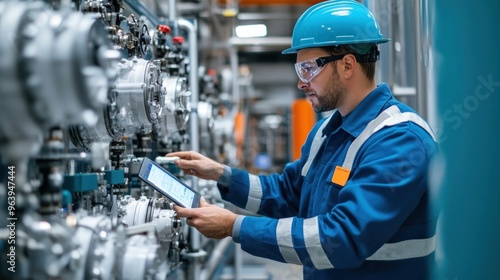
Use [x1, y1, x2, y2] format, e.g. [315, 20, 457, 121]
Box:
[294, 53, 351, 83]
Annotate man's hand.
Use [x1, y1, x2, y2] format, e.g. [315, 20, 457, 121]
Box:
[166, 151, 225, 181]
[174, 197, 238, 239]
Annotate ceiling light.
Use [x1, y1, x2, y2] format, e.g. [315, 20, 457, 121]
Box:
[235, 24, 267, 38]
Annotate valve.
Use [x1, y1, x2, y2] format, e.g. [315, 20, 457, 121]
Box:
[173, 36, 185, 44]
[158, 24, 171, 34]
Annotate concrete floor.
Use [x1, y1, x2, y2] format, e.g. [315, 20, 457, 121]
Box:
[217, 246, 303, 280]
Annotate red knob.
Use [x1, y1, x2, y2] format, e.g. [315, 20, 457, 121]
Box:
[207, 69, 217, 76]
[173, 36, 185, 44]
[157, 25, 171, 34]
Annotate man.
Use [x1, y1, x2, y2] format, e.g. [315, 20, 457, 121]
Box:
[170, 1, 438, 279]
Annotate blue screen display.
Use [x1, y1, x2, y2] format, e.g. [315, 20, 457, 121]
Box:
[145, 163, 195, 208]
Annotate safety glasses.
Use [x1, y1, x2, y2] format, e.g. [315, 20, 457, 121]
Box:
[294, 53, 351, 83]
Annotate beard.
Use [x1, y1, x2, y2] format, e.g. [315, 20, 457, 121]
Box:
[311, 71, 347, 113]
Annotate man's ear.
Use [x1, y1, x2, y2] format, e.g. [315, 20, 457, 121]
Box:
[340, 54, 356, 79]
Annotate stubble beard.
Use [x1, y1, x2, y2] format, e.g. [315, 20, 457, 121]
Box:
[312, 72, 346, 113]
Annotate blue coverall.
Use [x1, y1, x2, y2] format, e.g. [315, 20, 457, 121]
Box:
[218, 83, 438, 279]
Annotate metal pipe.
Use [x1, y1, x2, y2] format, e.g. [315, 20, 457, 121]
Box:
[228, 36, 292, 47]
[227, 47, 244, 242]
[123, 0, 163, 27]
[235, 243, 242, 280]
[178, 19, 199, 149]
[169, 0, 177, 22]
[414, 0, 427, 119]
[178, 18, 201, 280]
[169, 0, 179, 36]
[229, 45, 239, 107]
[125, 222, 156, 237]
[177, 2, 206, 14]
[388, 0, 397, 89]
[395, 0, 407, 86]
[200, 237, 233, 280]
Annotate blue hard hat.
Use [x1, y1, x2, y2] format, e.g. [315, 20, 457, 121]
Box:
[282, 0, 389, 54]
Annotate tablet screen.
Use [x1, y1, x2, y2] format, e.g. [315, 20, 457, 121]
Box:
[144, 162, 196, 207]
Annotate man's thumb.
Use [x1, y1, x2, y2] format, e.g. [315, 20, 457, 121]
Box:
[200, 196, 209, 207]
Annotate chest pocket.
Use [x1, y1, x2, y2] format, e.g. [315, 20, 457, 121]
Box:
[319, 166, 343, 213]
[306, 162, 342, 217]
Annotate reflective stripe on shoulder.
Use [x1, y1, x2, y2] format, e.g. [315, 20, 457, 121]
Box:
[245, 174, 262, 213]
[343, 105, 436, 170]
[301, 114, 333, 177]
[366, 235, 436, 261]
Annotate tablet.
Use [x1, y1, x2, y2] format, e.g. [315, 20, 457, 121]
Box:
[138, 157, 201, 208]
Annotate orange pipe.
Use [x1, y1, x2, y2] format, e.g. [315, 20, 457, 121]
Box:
[291, 99, 316, 161]
[234, 111, 246, 162]
[234, 111, 245, 146]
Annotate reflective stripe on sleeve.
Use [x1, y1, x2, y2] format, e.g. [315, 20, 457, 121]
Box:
[245, 174, 263, 213]
[301, 114, 333, 176]
[303, 217, 335, 269]
[366, 235, 436, 261]
[276, 218, 302, 265]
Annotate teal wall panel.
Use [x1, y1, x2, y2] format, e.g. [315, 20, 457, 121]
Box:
[430, 1, 500, 279]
